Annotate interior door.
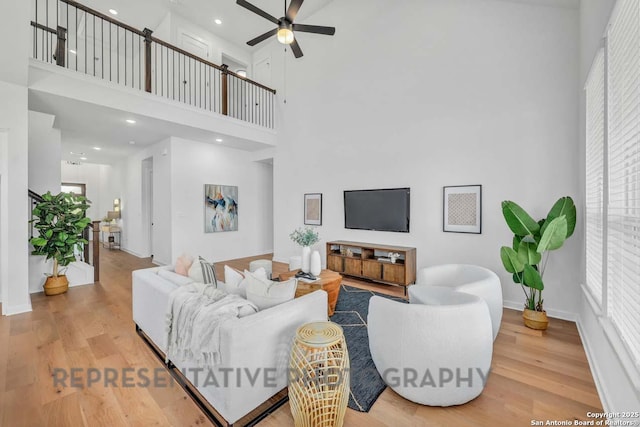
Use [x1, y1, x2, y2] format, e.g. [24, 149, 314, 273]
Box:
[178, 32, 211, 107]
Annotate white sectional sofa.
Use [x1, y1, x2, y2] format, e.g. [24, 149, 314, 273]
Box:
[132, 266, 328, 425]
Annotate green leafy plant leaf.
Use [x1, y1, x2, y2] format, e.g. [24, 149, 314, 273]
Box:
[500, 246, 524, 274]
[517, 240, 542, 266]
[502, 201, 540, 237]
[542, 196, 576, 238]
[523, 264, 544, 290]
[537, 215, 568, 253]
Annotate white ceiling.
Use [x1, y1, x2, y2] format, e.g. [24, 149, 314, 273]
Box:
[79, 0, 335, 51]
[29, 91, 271, 165]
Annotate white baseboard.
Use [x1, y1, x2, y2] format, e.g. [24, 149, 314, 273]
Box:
[502, 299, 577, 321]
[575, 315, 611, 412]
[3, 302, 33, 316]
[121, 248, 146, 258]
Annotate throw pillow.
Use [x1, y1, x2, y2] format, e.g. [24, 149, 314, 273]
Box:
[222, 266, 267, 298]
[188, 256, 218, 287]
[245, 274, 297, 311]
[175, 254, 194, 276]
[158, 269, 194, 287]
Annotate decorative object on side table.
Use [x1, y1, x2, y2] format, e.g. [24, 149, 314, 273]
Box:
[499, 196, 576, 330]
[290, 227, 320, 274]
[30, 191, 92, 296]
[304, 193, 322, 226]
[289, 321, 349, 427]
[310, 251, 322, 276]
[204, 184, 238, 233]
[388, 252, 400, 264]
[443, 185, 482, 233]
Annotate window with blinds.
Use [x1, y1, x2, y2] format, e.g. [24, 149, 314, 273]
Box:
[606, 0, 640, 364]
[585, 48, 605, 306]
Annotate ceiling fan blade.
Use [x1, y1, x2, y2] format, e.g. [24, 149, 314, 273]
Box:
[247, 28, 278, 46]
[290, 39, 303, 58]
[286, 0, 304, 22]
[292, 24, 335, 36]
[236, 0, 280, 25]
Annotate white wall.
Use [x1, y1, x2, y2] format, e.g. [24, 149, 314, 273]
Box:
[162, 12, 252, 72]
[576, 0, 640, 414]
[0, 0, 32, 314]
[266, 0, 581, 318]
[116, 138, 172, 264]
[28, 111, 61, 195]
[170, 137, 273, 263]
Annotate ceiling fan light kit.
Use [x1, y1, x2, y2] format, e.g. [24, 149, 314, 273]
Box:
[277, 23, 295, 45]
[237, 0, 335, 58]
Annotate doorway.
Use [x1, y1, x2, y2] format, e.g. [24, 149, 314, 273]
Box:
[141, 157, 154, 258]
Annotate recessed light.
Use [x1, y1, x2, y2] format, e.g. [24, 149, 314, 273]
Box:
[93, 146, 101, 150]
[214, 18, 222, 25]
[215, 138, 223, 142]
[69, 49, 77, 54]
[126, 119, 136, 124]
[109, 9, 118, 15]
[129, 141, 136, 145]
[80, 157, 87, 160]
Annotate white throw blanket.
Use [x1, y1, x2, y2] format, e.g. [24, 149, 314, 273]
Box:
[165, 282, 257, 367]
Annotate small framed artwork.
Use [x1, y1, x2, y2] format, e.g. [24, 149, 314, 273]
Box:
[443, 185, 482, 234]
[304, 193, 322, 226]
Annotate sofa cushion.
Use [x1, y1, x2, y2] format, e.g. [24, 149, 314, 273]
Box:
[189, 256, 218, 287]
[245, 274, 297, 310]
[222, 266, 267, 298]
[175, 254, 194, 276]
[158, 269, 194, 287]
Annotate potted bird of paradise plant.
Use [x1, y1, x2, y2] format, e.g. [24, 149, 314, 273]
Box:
[499, 196, 576, 330]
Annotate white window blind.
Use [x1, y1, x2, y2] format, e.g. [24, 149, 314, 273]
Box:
[606, 0, 640, 364]
[585, 48, 605, 306]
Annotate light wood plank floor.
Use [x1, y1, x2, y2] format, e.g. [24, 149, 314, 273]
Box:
[0, 250, 602, 426]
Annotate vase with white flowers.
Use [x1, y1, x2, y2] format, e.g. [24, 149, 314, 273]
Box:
[290, 227, 320, 273]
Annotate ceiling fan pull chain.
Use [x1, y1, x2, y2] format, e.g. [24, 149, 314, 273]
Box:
[283, 46, 287, 104]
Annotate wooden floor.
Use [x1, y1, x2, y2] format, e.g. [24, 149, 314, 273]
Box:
[0, 250, 602, 426]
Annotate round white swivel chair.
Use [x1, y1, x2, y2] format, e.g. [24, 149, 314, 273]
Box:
[415, 264, 503, 340]
[368, 286, 493, 406]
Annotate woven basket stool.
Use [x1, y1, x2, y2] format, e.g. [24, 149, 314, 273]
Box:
[289, 321, 350, 427]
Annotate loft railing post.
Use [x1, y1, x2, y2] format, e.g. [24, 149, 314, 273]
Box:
[55, 26, 67, 67]
[221, 64, 229, 116]
[92, 220, 100, 282]
[143, 28, 153, 93]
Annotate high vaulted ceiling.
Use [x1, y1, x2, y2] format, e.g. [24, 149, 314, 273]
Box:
[79, 0, 334, 52]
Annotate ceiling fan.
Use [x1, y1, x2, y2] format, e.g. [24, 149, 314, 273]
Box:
[236, 0, 335, 58]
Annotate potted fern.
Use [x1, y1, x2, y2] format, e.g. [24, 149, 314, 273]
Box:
[499, 196, 576, 330]
[30, 191, 92, 295]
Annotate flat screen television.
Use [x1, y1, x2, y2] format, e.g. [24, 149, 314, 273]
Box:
[344, 188, 410, 232]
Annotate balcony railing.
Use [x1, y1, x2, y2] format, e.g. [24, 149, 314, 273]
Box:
[30, 0, 276, 129]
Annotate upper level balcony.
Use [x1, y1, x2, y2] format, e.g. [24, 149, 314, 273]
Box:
[29, 0, 277, 135]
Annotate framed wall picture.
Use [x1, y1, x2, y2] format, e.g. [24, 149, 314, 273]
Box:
[204, 184, 238, 233]
[443, 185, 482, 234]
[304, 193, 322, 226]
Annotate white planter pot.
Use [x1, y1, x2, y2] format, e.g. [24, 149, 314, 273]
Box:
[310, 251, 322, 276]
[301, 246, 311, 273]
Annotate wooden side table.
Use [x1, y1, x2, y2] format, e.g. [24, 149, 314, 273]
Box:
[279, 269, 342, 316]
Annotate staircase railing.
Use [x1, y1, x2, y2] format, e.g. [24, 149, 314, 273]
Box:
[28, 190, 100, 283]
[30, 0, 276, 129]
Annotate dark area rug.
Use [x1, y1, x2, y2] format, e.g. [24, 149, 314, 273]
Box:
[329, 285, 407, 412]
